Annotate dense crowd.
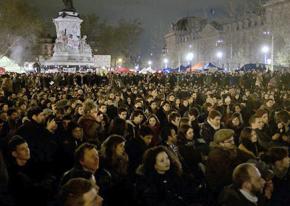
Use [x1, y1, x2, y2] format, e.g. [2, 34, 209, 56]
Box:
[0, 71, 289, 206]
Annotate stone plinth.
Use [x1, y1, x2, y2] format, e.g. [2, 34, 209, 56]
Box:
[43, 11, 95, 66]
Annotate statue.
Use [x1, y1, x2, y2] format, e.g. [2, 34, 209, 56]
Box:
[54, 31, 69, 53]
[62, 0, 75, 11]
[80, 35, 92, 54]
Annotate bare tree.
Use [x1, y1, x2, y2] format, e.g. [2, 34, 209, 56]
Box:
[224, 0, 264, 19]
[0, 0, 43, 62]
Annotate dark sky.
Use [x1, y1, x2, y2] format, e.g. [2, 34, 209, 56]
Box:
[27, 0, 229, 57]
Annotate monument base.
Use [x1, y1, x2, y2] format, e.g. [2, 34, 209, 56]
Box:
[43, 10, 95, 67]
[43, 60, 95, 67]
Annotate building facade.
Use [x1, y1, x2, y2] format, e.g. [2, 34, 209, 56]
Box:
[164, 0, 290, 69]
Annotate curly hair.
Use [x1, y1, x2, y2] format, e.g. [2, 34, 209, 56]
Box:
[142, 146, 182, 177]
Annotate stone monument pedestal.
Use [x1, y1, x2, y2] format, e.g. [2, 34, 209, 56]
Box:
[43, 11, 95, 67]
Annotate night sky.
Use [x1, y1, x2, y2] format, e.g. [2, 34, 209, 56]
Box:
[27, 0, 232, 57]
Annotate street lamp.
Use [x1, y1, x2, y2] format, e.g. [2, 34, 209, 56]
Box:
[261, 46, 269, 64]
[163, 58, 168, 68]
[263, 31, 274, 71]
[216, 51, 223, 66]
[148, 60, 152, 67]
[216, 51, 223, 59]
[117, 58, 123, 67]
[185, 52, 194, 64]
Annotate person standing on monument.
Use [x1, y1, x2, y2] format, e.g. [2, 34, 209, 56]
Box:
[62, 0, 75, 11]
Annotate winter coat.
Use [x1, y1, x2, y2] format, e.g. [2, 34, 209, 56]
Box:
[107, 105, 118, 120]
[227, 124, 243, 146]
[200, 121, 219, 144]
[125, 137, 149, 176]
[126, 120, 140, 140]
[270, 169, 290, 206]
[96, 158, 135, 206]
[8, 161, 55, 206]
[238, 142, 262, 159]
[206, 147, 252, 201]
[58, 135, 85, 174]
[218, 185, 261, 206]
[191, 120, 201, 139]
[135, 171, 187, 206]
[256, 129, 272, 151]
[178, 140, 201, 167]
[156, 108, 169, 127]
[16, 120, 54, 175]
[60, 165, 94, 186]
[148, 125, 161, 146]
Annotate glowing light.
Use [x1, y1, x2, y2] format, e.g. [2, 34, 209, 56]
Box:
[261, 46, 269, 53]
[185, 52, 194, 61]
[216, 51, 223, 59]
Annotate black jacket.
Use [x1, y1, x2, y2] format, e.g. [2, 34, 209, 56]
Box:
[58, 135, 84, 175]
[60, 166, 94, 186]
[256, 129, 272, 151]
[136, 171, 187, 206]
[156, 108, 169, 127]
[218, 185, 259, 206]
[125, 137, 149, 176]
[126, 120, 140, 140]
[8, 161, 55, 206]
[271, 170, 290, 206]
[16, 120, 55, 176]
[206, 147, 252, 202]
[96, 162, 135, 206]
[200, 121, 219, 144]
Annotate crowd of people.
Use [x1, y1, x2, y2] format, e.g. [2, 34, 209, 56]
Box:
[0, 70, 289, 206]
